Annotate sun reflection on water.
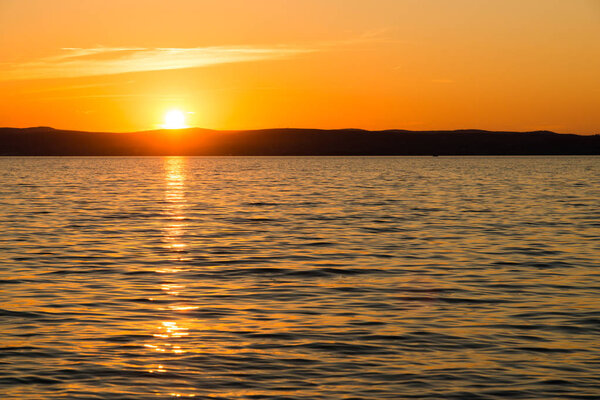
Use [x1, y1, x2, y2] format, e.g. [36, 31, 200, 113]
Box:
[163, 156, 188, 254]
[144, 157, 194, 380]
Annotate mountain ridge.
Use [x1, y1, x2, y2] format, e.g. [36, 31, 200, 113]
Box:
[1, 127, 598, 156]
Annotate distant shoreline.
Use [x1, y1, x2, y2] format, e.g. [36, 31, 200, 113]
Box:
[1, 127, 599, 156]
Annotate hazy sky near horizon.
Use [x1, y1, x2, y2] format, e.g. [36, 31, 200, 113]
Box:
[1, 0, 599, 133]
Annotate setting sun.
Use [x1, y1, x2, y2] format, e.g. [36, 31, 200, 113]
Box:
[162, 110, 188, 129]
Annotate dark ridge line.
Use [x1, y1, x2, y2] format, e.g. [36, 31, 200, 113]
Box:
[1, 126, 598, 156]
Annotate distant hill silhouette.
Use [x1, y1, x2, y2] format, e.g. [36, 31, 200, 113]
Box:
[0, 127, 599, 156]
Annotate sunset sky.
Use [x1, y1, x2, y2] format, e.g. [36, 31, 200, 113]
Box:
[1, 0, 599, 133]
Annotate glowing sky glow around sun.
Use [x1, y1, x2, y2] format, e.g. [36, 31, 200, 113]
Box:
[162, 110, 188, 129]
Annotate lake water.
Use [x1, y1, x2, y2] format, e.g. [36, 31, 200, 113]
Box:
[1, 156, 599, 399]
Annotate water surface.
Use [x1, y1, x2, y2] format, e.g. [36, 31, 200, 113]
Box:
[1, 156, 599, 399]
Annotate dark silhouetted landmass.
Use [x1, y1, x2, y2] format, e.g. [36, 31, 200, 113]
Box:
[1, 127, 599, 156]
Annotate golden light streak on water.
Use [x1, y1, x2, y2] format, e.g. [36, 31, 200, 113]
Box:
[145, 157, 194, 374]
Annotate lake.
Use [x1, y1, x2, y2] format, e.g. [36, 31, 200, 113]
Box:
[1, 156, 599, 399]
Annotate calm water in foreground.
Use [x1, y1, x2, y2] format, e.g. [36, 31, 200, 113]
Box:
[1, 156, 599, 399]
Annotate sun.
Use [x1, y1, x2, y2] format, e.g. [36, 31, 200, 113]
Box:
[162, 110, 188, 129]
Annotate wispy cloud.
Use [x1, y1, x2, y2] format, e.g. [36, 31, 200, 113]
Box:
[21, 80, 137, 94]
[0, 45, 313, 81]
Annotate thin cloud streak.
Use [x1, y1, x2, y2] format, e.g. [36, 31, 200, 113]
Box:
[0, 46, 313, 81]
[21, 80, 137, 95]
[36, 94, 173, 101]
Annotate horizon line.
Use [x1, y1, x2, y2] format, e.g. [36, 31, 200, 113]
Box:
[1, 125, 598, 136]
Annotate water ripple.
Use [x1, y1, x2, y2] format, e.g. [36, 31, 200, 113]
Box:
[0, 156, 599, 399]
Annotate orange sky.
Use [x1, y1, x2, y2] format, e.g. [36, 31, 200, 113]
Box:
[1, 0, 599, 133]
